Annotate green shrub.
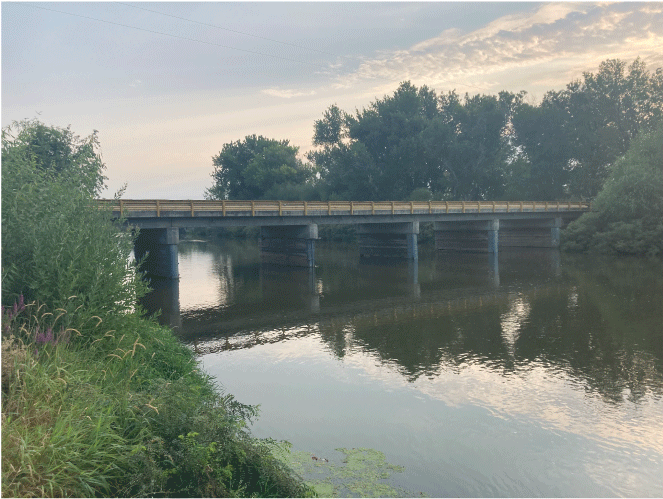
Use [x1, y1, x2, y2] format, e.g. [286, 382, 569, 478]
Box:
[562, 125, 663, 256]
[1, 122, 148, 318]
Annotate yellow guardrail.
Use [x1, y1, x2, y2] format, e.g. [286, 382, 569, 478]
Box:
[97, 199, 591, 218]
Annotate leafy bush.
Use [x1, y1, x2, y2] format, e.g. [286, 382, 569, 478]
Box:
[562, 125, 663, 256]
[2, 122, 147, 318]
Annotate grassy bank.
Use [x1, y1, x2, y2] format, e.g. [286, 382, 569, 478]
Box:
[1, 120, 313, 497]
[2, 299, 313, 497]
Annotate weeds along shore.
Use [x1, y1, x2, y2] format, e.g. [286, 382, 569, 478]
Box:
[1, 299, 313, 497]
[1, 119, 314, 498]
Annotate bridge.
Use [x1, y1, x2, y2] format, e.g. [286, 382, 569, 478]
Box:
[100, 199, 590, 278]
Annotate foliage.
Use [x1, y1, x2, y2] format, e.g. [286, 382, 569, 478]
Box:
[513, 58, 663, 199]
[1, 121, 313, 497]
[1, 122, 147, 319]
[432, 90, 519, 200]
[346, 82, 439, 200]
[511, 96, 571, 200]
[2, 300, 313, 498]
[205, 58, 660, 208]
[3, 119, 106, 196]
[562, 124, 663, 255]
[206, 135, 313, 200]
[308, 82, 522, 202]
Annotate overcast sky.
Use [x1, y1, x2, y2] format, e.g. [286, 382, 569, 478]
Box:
[2, 2, 662, 199]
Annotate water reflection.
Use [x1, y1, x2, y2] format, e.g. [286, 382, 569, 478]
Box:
[143, 241, 663, 407]
[139, 276, 181, 330]
[142, 240, 663, 496]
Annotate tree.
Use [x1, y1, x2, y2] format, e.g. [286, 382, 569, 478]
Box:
[562, 124, 663, 255]
[511, 94, 572, 200]
[310, 84, 521, 202]
[312, 104, 346, 147]
[206, 135, 312, 200]
[1, 120, 144, 309]
[4, 118, 106, 196]
[347, 82, 439, 199]
[432, 91, 517, 200]
[566, 58, 663, 198]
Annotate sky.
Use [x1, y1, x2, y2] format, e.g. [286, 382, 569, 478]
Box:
[2, 1, 663, 199]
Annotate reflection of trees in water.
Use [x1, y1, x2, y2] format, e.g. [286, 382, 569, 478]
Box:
[178, 241, 663, 406]
[333, 256, 663, 405]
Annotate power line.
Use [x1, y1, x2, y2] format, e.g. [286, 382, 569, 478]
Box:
[113, 1, 492, 93]
[24, 3, 493, 94]
[114, 1, 357, 63]
[26, 4, 335, 72]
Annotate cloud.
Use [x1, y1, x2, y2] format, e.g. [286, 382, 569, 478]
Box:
[344, 3, 663, 95]
[261, 88, 317, 99]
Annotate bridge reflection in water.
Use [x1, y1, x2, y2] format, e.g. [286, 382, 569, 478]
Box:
[139, 243, 663, 407]
[141, 246, 567, 370]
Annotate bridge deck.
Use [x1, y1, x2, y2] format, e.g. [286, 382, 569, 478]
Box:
[100, 199, 590, 227]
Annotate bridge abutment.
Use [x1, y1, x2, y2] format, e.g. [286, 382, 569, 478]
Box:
[357, 222, 419, 260]
[260, 224, 317, 267]
[435, 219, 500, 253]
[134, 227, 179, 278]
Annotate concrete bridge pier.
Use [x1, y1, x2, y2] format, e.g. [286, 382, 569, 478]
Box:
[134, 227, 179, 278]
[500, 217, 562, 248]
[260, 224, 317, 267]
[357, 222, 419, 260]
[435, 219, 499, 253]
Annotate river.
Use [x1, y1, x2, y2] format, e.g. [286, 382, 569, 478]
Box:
[142, 239, 663, 497]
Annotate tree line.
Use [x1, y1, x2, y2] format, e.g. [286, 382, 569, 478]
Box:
[207, 57, 662, 204]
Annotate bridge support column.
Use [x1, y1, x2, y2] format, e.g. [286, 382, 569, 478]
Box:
[260, 224, 317, 267]
[500, 217, 562, 248]
[134, 228, 179, 278]
[357, 222, 419, 260]
[435, 219, 499, 253]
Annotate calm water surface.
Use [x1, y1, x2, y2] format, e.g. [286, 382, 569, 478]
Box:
[144, 240, 663, 497]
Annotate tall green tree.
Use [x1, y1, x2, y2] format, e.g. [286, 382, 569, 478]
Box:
[5, 118, 106, 196]
[307, 104, 380, 200]
[511, 93, 572, 200]
[432, 91, 518, 200]
[565, 58, 663, 198]
[347, 82, 439, 199]
[206, 135, 312, 200]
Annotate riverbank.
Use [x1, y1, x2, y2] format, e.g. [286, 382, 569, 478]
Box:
[1, 294, 315, 497]
[1, 292, 315, 497]
[1, 120, 314, 497]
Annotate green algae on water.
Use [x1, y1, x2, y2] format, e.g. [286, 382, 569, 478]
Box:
[275, 446, 406, 497]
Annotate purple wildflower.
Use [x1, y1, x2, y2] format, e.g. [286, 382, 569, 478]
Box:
[36, 327, 55, 346]
[35, 326, 46, 345]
